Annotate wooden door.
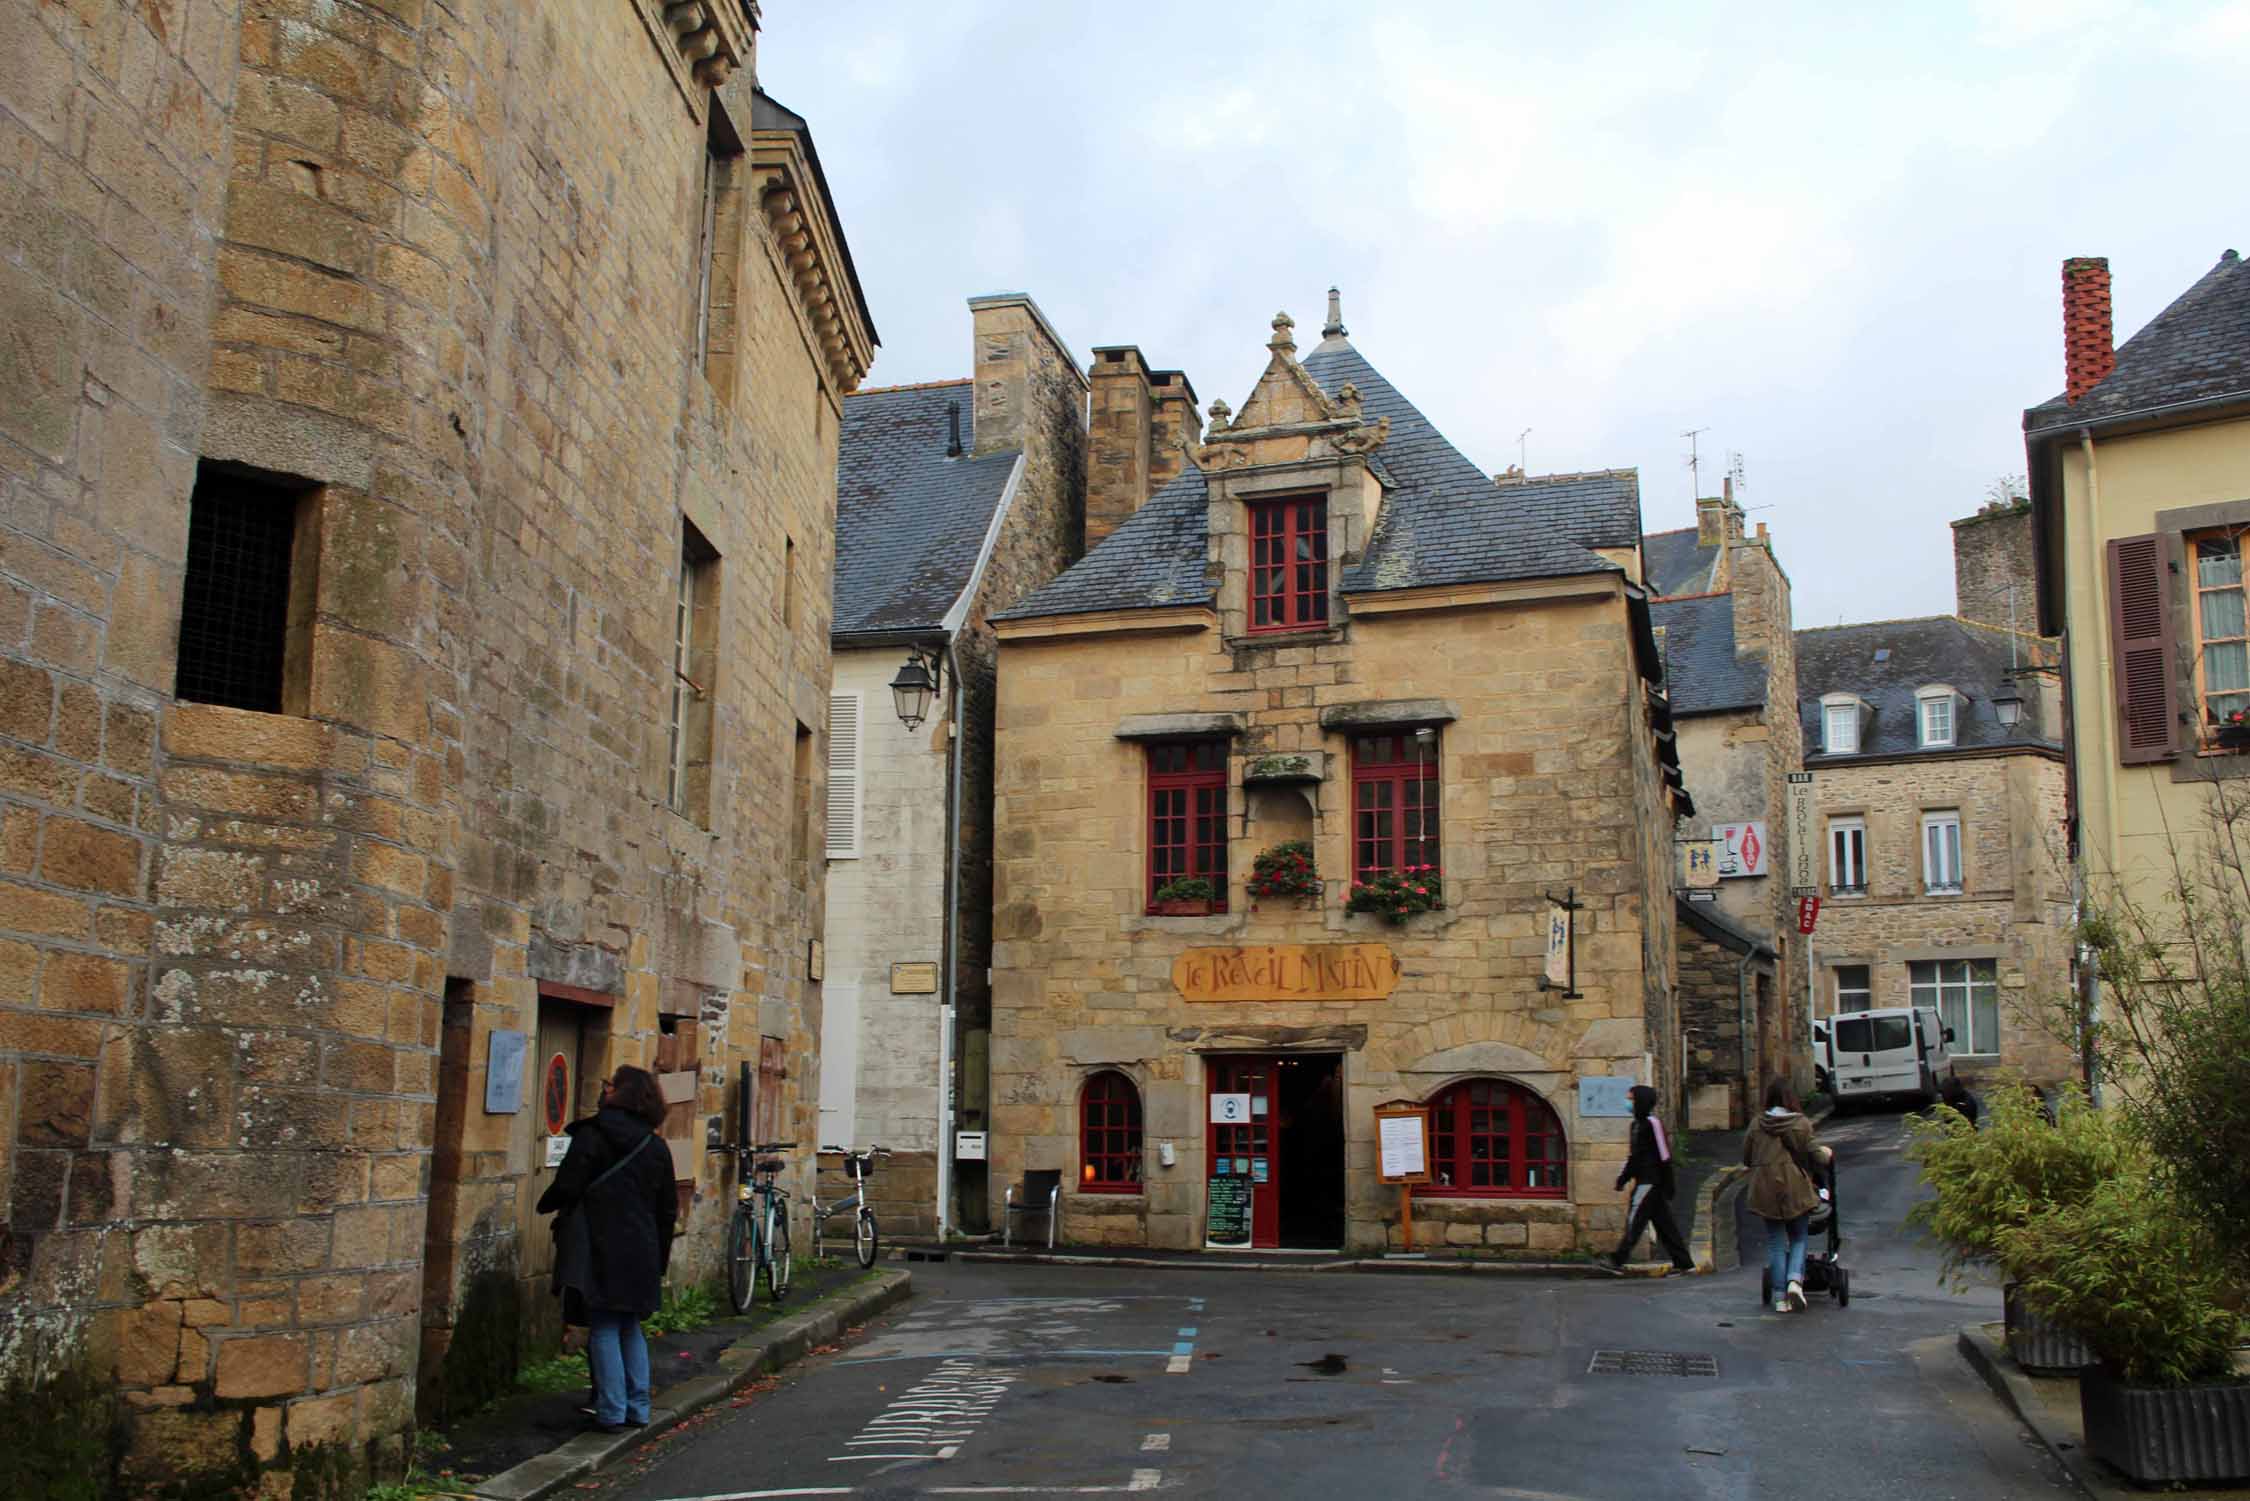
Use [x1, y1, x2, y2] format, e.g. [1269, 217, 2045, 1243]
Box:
[1206, 1056, 1279, 1249]
[524, 1003, 589, 1284]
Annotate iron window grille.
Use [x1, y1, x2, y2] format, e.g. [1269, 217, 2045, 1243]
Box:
[176, 467, 300, 714]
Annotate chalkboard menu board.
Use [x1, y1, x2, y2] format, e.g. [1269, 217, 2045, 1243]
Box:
[1206, 1173, 1252, 1249]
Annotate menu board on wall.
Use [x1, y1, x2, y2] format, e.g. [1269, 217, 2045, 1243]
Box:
[1206, 1173, 1252, 1249]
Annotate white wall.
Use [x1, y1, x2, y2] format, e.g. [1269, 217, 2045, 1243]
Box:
[820, 647, 954, 1154]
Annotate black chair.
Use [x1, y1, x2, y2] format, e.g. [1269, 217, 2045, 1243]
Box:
[1002, 1169, 1062, 1249]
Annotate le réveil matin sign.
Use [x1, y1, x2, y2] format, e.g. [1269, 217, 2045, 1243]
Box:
[1172, 944, 1400, 1004]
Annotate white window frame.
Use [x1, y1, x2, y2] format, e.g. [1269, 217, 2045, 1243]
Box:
[1833, 964, 1872, 1012]
[824, 692, 863, 859]
[1917, 686, 1957, 749]
[1921, 810, 1963, 893]
[1828, 816, 1866, 894]
[1821, 696, 1860, 755]
[1910, 957, 2000, 1056]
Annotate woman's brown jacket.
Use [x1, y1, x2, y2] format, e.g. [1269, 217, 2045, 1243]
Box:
[1741, 1108, 1820, 1221]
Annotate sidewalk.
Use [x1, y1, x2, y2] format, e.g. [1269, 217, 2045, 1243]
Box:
[405, 1266, 910, 1501]
[1958, 1321, 2249, 1500]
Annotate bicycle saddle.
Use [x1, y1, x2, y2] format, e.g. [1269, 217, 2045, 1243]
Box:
[756, 1157, 786, 1173]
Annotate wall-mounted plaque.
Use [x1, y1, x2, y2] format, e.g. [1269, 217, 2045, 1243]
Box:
[484, 1030, 527, 1114]
[1578, 1075, 1637, 1118]
[891, 961, 938, 994]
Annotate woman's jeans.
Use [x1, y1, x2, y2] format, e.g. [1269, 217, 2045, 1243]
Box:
[1765, 1213, 1810, 1297]
[587, 1310, 651, 1425]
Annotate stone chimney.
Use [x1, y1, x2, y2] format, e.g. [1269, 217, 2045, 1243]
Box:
[967, 292, 1084, 458]
[1695, 476, 1748, 550]
[1146, 368, 1200, 499]
[1726, 517, 1789, 664]
[1951, 498, 2037, 632]
[2063, 257, 2115, 403]
[1087, 345, 1154, 546]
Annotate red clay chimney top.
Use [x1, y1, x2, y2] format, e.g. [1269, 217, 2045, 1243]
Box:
[2063, 257, 2115, 403]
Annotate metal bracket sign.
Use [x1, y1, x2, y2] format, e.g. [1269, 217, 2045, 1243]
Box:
[1785, 772, 1817, 896]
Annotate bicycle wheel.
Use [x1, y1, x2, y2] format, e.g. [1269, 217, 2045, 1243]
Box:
[764, 1202, 793, 1302]
[726, 1206, 755, 1315]
[855, 1205, 880, 1269]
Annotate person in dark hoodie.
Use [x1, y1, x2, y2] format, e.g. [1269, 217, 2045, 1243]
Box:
[1742, 1076, 1821, 1313]
[1609, 1085, 1696, 1272]
[538, 1064, 678, 1432]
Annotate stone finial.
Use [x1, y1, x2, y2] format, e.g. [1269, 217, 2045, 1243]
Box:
[1268, 311, 1296, 356]
[1207, 398, 1232, 433]
[1322, 287, 1347, 339]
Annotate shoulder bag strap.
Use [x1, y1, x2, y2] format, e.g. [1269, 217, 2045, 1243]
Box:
[586, 1133, 656, 1192]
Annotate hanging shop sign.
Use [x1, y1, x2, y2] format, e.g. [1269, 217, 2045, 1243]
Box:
[1173, 944, 1399, 1004]
[1797, 896, 1821, 935]
[1786, 772, 1818, 896]
[1713, 821, 1768, 879]
[1683, 840, 1720, 889]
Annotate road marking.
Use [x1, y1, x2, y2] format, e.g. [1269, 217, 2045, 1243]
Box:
[641, 1490, 856, 1499]
[825, 1359, 1015, 1466]
[924, 1480, 1165, 1496]
[1175, 1326, 1196, 1336]
[1140, 1433, 1170, 1452]
[1164, 1355, 1192, 1374]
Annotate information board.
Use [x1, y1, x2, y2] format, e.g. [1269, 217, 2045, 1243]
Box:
[1374, 1106, 1431, 1184]
[484, 1030, 526, 1114]
[1206, 1173, 1252, 1249]
[1578, 1075, 1637, 1118]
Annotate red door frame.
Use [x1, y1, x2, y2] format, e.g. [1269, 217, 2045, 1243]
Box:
[1205, 1055, 1279, 1249]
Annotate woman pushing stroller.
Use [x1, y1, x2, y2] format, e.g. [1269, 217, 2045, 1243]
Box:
[1742, 1076, 1830, 1313]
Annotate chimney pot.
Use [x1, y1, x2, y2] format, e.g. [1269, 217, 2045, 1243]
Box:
[2062, 257, 2116, 403]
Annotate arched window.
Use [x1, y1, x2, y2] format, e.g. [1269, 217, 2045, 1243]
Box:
[1423, 1078, 1567, 1198]
[1079, 1071, 1143, 1193]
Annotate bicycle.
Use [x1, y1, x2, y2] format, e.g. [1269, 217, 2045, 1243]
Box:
[814, 1145, 890, 1269]
[726, 1138, 794, 1311]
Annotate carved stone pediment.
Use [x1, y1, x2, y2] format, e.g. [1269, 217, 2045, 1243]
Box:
[1191, 310, 1388, 473]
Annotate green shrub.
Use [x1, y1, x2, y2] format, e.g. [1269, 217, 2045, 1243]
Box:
[1151, 876, 1215, 904]
[644, 1282, 721, 1337]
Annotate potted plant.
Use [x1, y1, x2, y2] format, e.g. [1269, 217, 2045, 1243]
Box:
[1148, 876, 1218, 916]
[1343, 865, 1442, 924]
[1246, 840, 1321, 909]
[1999, 1171, 2249, 1485]
[1905, 1082, 2116, 1374]
[2215, 706, 2250, 751]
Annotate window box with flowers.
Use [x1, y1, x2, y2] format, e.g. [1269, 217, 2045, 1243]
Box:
[1246, 840, 1322, 910]
[1345, 865, 1442, 924]
[1149, 876, 1219, 916]
[2213, 707, 2250, 753]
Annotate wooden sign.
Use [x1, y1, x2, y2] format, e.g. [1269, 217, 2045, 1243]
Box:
[1172, 944, 1399, 1004]
[891, 961, 938, 994]
[1374, 1105, 1432, 1185]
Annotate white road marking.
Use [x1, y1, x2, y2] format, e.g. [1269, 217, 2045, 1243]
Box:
[640, 1490, 856, 1499]
[825, 1359, 1016, 1465]
[1163, 1355, 1192, 1374]
[1139, 1433, 1170, 1452]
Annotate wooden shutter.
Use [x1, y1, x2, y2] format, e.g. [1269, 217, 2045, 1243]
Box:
[825, 692, 861, 857]
[2106, 535, 2179, 764]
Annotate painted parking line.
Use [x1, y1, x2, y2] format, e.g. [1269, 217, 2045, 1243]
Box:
[1140, 1433, 1171, 1453]
[925, 1477, 1164, 1495]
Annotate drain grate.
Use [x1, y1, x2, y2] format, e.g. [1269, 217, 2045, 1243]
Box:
[1587, 1349, 1719, 1377]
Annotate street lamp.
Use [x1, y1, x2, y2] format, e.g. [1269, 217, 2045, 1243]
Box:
[890, 647, 941, 731]
[1992, 683, 2025, 733]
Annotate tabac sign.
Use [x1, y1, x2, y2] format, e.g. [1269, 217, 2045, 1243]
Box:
[1173, 944, 1401, 1004]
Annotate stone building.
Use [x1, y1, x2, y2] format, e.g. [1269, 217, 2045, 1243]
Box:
[1645, 488, 1807, 1125]
[1795, 504, 2075, 1087]
[0, 1, 871, 1491]
[984, 295, 1690, 1256]
[822, 294, 1086, 1241]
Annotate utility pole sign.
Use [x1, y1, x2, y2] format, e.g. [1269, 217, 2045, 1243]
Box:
[1785, 772, 1817, 897]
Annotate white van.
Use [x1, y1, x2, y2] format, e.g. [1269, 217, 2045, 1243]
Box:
[1828, 1006, 1954, 1108]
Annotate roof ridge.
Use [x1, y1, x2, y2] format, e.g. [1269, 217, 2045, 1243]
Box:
[1796, 614, 1959, 634]
[1642, 525, 1699, 540]
[850, 377, 972, 396]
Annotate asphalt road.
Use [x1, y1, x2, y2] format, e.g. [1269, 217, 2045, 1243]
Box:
[581, 1106, 2073, 1500]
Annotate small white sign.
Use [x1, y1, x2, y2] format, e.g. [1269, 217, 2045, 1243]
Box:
[1713, 821, 1769, 878]
[954, 1130, 987, 1161]
[543, 1134, 571, 1168]
[1378, 1114, 1427, 1178]
[1210, 1092, 1252, 1125]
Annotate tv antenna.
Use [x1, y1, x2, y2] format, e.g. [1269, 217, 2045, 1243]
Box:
[1727, 450, 1747, 495]
[1517, 428, 1532, 472]
[1681, 427, 1710, 497]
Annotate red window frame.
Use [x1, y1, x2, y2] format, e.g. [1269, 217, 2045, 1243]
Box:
[1351, 732, 1439, 882]
[1248, 495, 1329, 633]
[1147, 740, 1228, 910]
[1079, 1070, 1143, 1193]
[1424, 1078, 1568, 1198]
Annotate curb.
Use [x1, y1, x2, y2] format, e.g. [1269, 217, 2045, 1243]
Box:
[1692, 1165, 1747, 1274]
[471, 1270, 913, 1501]
[1956, 1320, 2104, 1500]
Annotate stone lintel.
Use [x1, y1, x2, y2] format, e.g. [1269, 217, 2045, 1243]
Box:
[1114, 711, 1245, 742]
[1163, 1024, 1368, 1052]
[1317, 698, 1459, 730]
[528, 932, 624, 997]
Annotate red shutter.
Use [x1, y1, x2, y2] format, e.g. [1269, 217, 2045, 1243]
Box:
[2106, 534, 2178, 764]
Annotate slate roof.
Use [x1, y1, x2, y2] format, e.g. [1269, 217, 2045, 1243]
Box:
[833, 382, 1020, 638]
[1678, 894, 1776, 958]
[995, 334, 1628, 621]
[1643, 526, 1721, 597]
[1652, 593, 1766, 716]
[1795, 616, 2062, 761]
[2023, 249, 2248, 433]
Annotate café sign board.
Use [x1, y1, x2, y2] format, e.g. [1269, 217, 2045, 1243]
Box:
[1173, 944, 1400, 1004]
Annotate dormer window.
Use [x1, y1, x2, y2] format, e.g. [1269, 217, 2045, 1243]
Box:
[1249, 495, 1329, 632]
[1916, 685, 1958, 748]
[1820, 694, 1863, 755]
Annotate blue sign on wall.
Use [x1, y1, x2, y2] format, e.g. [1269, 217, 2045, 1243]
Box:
[485, 1030, 528, 1115]
[1577, 1075, 1637, 1118]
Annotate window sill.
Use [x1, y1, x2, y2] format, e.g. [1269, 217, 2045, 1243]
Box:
[1413, 1189, 1570, 1202]
[1225, 625, 1345, 651]
[1071, 1185, 1144, 1198]
[1829, 888, 1867, 899]
[1923, 887, 1964, 898]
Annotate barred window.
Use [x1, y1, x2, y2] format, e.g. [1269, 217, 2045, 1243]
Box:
[1079, 1071, 1143, 1193]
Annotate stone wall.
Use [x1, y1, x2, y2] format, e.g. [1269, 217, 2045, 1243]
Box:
[0, 2, 860, 1491]
[1952, 500, 2036, 633]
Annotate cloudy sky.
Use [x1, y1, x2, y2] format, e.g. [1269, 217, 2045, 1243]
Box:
[765, 2, 2248, 627]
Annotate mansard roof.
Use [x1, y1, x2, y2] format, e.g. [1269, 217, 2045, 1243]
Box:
[1795, 615, 2061, 760]
[995, 330, 1634, 622]
[833, 381, 1020, 639]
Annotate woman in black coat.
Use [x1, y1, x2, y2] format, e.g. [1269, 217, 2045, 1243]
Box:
[1608, 1084, 1696, 1272]
[537, 1065, 677, 1431]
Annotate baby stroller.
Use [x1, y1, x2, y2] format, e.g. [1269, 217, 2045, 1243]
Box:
[1760, 1150, 1850, 1308]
